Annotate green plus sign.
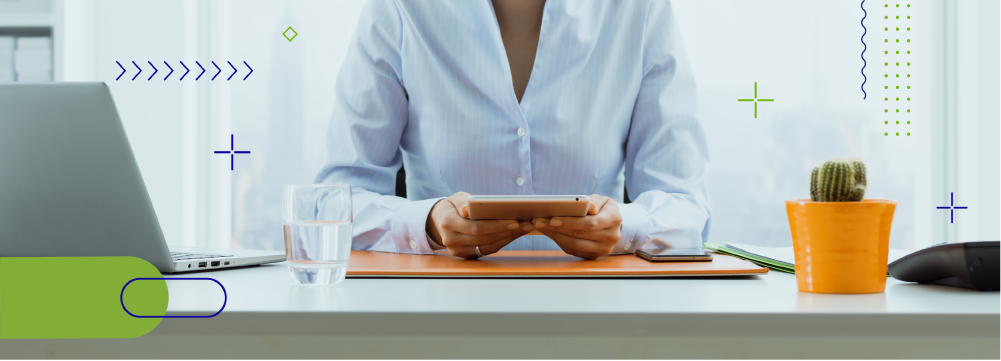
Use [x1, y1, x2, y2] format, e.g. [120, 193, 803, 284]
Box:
[737, 82, 774, 118]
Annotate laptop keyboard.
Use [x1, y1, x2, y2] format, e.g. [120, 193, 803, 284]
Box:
[171, 252, 234, 261]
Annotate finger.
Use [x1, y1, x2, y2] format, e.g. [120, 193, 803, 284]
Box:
[591, 194, 611, 211]
[447, 192, 471, 218]
[443, 221, 534, 247]
[550, 199, 620, 231]
[586, 194, 606, 215]
[432, 195, 464, 223]
[459, 204, 469, 218]
[547, 213, 613, 231]
[438, 213, 521, 237]
[540, 226, 620, 245]
[520, 220, 536, 233]
[452, 229, 525, 259]
[477, 232, 522, 255]
[444, 226, 528, 247]
[550, 195, 607, 227]
[539, 229, 612, 260]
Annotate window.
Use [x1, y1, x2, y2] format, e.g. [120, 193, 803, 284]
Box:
[672, 1, 937, 249]
[56, 0, 997, 251]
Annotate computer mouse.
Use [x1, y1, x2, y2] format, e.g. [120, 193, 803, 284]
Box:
[888, 241, 999, 291]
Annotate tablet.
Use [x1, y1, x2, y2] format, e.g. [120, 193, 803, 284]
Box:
[466, 195, 590, 221]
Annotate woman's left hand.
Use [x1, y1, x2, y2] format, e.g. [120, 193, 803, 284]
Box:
[533, 194, 622, 260]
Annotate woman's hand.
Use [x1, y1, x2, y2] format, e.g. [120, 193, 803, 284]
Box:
[426, 192, 535, 259]
[533, 194, 622, 260]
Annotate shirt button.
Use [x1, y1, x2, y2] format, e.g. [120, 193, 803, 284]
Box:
[409, 238, 418, 249]
[517, 127, 526, 138]
[625, 238, 634, 250]
[515, 176, 525, 186]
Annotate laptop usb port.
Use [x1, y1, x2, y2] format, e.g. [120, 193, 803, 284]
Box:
[198, 262, 207, 268]
[224, 261, 230, 265]
[210, 261, 220, 267]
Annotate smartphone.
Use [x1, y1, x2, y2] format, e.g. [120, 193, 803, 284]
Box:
[466, 195, 590, 221]
[636, 248, 714, 262]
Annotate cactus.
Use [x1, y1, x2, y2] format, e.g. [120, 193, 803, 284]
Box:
[809, 159, 867, 202]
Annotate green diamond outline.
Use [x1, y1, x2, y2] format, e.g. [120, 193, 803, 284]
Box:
[283, 26, 298, 42]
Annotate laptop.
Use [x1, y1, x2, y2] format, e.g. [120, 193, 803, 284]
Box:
[0, 82, 286, 273]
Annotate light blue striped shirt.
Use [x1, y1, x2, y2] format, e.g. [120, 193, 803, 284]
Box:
[316, 0, 711, 254]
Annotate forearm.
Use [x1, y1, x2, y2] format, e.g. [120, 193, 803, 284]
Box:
[613, 191, 710, 253]
[339, 188, 444, 254]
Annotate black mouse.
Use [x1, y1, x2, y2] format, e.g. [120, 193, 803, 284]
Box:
[888, 241, 999, 291]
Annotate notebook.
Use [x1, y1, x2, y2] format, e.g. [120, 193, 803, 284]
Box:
[704, 242, 910, 274]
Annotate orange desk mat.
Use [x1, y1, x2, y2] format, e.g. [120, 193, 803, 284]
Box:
[346, 250, 768, 278]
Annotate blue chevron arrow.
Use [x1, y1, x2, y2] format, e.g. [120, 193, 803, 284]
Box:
[196, 61, 205, 81]
[132, 61, 142, 81]
[211, 61, 221, 81]
[243, 61, 252, 80]
[163, 61, 173, 80]
[227, 61, 237, 81]
[147, 61, 158, 81]
[179, 61, 189, 81]
[116, 61, 126, 81]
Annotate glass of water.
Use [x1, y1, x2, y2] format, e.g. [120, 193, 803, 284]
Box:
[282, 184, 352, 285]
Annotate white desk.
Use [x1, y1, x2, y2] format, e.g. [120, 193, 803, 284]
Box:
[5, 262, 998, 359]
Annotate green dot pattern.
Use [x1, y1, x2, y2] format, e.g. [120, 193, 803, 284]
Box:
[883, 4, 912, 137]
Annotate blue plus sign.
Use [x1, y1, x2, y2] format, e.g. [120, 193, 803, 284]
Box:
[935, 192, 968, 224]
[213, 134, 251, 171]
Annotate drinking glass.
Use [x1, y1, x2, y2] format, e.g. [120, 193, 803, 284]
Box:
[282, 184, 352, 285]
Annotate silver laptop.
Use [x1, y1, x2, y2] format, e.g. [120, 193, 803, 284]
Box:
[0, 82, 286, 273]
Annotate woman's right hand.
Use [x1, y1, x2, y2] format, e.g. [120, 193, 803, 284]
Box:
[426, 192, 534, 259]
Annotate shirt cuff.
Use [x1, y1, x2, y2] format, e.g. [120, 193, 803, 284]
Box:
[610, 203, 650, 254]
[390, 197, 445, 254]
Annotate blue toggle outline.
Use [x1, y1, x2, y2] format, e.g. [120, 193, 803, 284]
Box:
[120, 277, 227, 318]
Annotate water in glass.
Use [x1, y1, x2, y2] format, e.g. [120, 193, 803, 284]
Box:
[283, 220, 352, 285]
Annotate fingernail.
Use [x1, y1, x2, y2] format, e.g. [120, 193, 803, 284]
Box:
[522, 224, 534, 232]
[534, 220, 545, 229]
[507, 222, 519, 230]
[550, 219, 562, 227]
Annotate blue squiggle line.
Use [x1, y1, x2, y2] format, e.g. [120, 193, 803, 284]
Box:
[860, 0, 867, 99]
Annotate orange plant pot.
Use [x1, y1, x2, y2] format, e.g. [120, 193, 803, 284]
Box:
[785, 199, 897, 294]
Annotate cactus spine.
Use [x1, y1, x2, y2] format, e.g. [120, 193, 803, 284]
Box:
[809, 159, 867, 202]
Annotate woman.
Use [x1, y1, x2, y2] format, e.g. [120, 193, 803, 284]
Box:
[316, 0, 710, 259]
